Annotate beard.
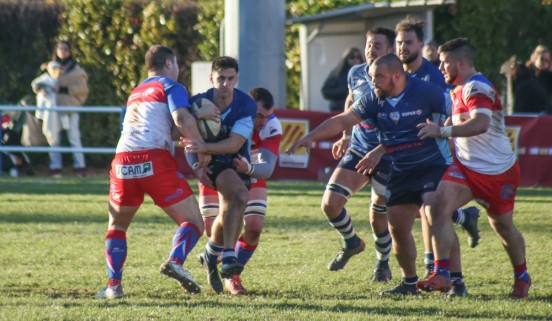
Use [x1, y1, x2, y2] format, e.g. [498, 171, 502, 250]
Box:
[400, 51, 419, 65]
[444, 69, 458, 85]
[374, 81, 394, 99]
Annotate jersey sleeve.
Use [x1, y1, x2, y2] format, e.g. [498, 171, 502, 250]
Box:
[462, 81, 494, 115]
[166, 83, 190, 113]
[231, 97, 257, 139]
[350, 92, 375, 121]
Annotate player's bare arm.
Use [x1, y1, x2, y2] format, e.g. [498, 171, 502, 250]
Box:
[172, 108, 211, 168]
[417, 112, 490, 139]
[287, 110, 361, 155]
[356, 144, 385, 175]
[181, 132, 247, 155]
[332, 90, 355, 159]
[193, 102, 221, 122]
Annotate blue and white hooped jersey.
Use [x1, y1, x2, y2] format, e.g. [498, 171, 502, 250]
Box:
[347, 63, 380, 156]
[191, 88, 257, 161]
[351, 77, 452, 173]
[117, 76, 190, 153]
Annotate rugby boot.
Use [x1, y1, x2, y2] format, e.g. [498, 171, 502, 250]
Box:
[160, 260, 201, 294]
[327, 239, 366, 271]
[461, 206, 480, 248]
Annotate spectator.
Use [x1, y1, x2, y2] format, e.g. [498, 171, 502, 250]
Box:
[47, 40, 89, 177]
[526, 44, 552, 104]
[423, 40, 440, 67]
[321, 47, 363, 112]
[512, 61, 551, 114]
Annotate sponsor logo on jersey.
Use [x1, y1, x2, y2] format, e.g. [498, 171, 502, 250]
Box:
[115, 161, 154, 179]
[165, 188, 184, 202]
[389, 111, 400, 124]
[401, 109, 422, 117]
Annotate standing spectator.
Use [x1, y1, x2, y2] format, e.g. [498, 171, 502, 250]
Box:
[49, 40, 89, 177]
[526, 45, 552, 103]
[417, 38, 531, 299]
[321, 47, 363, 112]
[511, 62, 551, 113]
[423, 40, 440, 67]
[94, 45, 208, 299]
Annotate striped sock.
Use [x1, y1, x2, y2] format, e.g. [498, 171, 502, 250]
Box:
[452, 209, 465, 224]
[205, 240, 223, 265]
[328, 208, 360, 249]
[168, 222, 200, 266]
[373, 230, 392, 268]
[235, 236, 257, 266]
[221, 249, 238, 265]
[424, 252, 435, 272]
[105, 229, 127, 285]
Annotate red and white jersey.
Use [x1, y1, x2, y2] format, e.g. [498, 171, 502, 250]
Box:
[450, 74, 515, 174]
[116, 76, 190, 153]
[250, 115, 282, 165]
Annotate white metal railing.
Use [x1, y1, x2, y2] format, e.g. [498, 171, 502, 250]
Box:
[0, 105, 123, 154]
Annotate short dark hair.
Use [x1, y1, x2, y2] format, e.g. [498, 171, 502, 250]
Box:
[367, 27, 396, 48]
[145, 45, 175, 71]
[372, 53, 405, 74]
[249, 87, 274, 110]
[212, 56, 239, 73]
[439, 37, 476, 65]
[395, 16, 425, 42]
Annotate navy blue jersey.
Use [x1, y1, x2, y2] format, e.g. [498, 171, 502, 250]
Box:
[409, 58, 453, 115]
[351, 77, 452, 172]
[347, 63, 380, 155]
[409, 58, 447, 91]
[191, 88, 256, 161]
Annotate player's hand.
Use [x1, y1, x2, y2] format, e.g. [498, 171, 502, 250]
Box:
[194, 103, 220, 122]
[417, 119, 441, 139]
[286, 136, 313, 154]
[356, 148, 383, 175]
[332, 137, 350, 160]
[232, 155, 251, 174]
[197, 167, 214, 189]
[180, 138, 207, 153]
[197, 153, 211, 169]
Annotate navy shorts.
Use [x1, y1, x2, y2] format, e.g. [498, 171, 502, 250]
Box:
[385, 164, 449, 207]
[207, 154, 251, 190]
[337, 148, 391, 187]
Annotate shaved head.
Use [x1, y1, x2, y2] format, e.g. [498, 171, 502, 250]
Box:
[372, 54, 405, 74]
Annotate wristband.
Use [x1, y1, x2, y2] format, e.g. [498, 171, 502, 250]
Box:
[246, 164, 255, 176]
[440, 126, 452, 137]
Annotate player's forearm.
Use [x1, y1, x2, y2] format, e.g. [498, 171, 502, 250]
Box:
[251, 150, 277, 179]
[307, 114, 354, 142]
[204, 135, 246, 155]
[173, 109, 204, 141]
[444, 114, 489, 138]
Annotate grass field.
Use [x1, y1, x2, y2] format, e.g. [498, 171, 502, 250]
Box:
[0, 176, 551, 321]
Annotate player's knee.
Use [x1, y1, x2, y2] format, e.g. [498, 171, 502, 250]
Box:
[322, 183, 350, 215]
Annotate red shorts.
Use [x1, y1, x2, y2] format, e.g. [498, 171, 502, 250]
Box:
[109, 149, 193, 208]
[442, 159, 520, 215]
[199, 178, 266, 197]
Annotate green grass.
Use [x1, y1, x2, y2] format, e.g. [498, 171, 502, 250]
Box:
[0, 176, 551, 320]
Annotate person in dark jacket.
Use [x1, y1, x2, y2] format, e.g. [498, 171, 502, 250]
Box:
[321, 47, 363, 112]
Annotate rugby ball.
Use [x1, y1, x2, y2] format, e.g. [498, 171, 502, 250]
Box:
[191, 98, 221, 141]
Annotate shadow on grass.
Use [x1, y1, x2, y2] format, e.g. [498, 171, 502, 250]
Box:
[3, 288, 552, 321]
